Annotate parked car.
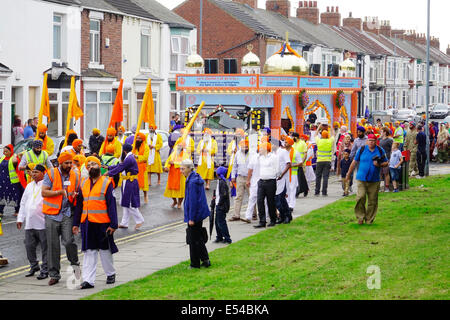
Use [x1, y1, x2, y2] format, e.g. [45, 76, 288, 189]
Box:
[124, 129, 170, 164]
[430, 104, 449, 119]
[369, 110, 392, 125]
[392, 109, 417, 123]
[442, 115, 450, 124]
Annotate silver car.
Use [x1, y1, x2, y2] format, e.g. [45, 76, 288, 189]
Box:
[392, 109, 417, 123]
[430, 104, 449, 119]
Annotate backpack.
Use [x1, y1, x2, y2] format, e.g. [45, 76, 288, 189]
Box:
[359, 145, 388, 163]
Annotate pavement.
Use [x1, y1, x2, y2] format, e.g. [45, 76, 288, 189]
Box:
[0, 163, 449, 300]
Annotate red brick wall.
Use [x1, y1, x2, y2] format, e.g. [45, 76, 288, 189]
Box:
[296, 1, 319, 24]
[174, 0, 266, 73]
[343, 17, 362, 31]
[266, 0, 290, 18]
[81, 9, 122, 79]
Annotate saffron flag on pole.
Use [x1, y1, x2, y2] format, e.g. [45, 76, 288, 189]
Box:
[133, 78, 155, 151]
[64, 76, 83, 146]
[36, 73, 50, 139]
[109, 78, 124, 128]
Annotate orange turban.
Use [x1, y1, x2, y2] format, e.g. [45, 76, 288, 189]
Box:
[107, 127, 117, 136]
[235, 128, 245, 137]
[118, 125, 125, 132]
[149, 125, 157, 130]
[137, 132, 146, 141]
[260, 136, 270, 143]
[361, 119, 366, 123]
[321, 130, 329, 139]
[85, 156, 101, 167]
[92, 128, 101, 135]
[300, 134, 309, 140]
[238, 139, 249, 148]
[333, 122, 340, 127]
[72, 139, 83, 148]
[105, 144, 116, 154]
[203, 128, 212, 135]
[73, 155, 86, 168]
[58, 151, 73, 164]
[259, 142, 272, 153]
[285, 137, 294, 146]
[38, 124, 48, 133]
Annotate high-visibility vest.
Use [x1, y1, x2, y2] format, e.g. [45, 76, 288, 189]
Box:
[290, 148, 298, 177]
[25, 150, 48, 168]
[316, 138, 333, 162]
[42, 168, 79, 215]
[100, 155, 119, 175]
[80, 176, 112, 224]
[0, 156, 19, 184]
[394, 127, 404, 143]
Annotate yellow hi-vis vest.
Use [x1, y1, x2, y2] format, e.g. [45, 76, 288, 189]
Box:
[0, 156, 19, 184]
[316, 138, 333, 162]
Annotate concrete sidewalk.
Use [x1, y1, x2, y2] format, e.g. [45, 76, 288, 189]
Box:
[1, 164, 449, 300]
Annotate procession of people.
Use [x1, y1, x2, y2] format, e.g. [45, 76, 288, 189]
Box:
[0, 113, 449, 283]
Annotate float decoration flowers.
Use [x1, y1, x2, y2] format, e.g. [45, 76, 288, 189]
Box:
[336, 90, 345, 108]
[298, 89, 309, 110]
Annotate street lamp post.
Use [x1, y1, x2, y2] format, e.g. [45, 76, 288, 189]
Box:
[425, 0, 430, 176]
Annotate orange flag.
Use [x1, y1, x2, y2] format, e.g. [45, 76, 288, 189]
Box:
[109, 79, 123, 128]
[36, 73, 50, 138]
[64, 76, 84, 146]
[133, 79, 155, 151]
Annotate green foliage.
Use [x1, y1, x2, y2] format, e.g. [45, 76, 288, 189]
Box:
[85, 175, 450, 300]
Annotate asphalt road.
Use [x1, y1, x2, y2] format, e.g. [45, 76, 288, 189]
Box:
[0, 173, 217, 272]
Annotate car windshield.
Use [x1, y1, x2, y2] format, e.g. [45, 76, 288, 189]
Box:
[398, 110, 412, 114]
[433, 105, 447, 110]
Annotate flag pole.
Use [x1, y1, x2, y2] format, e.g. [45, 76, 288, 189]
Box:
[36, 73, 49, 139]
[132, 78, 152, 152]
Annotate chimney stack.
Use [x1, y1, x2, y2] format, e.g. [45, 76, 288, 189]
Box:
[233, 0, 258, 9]
[430, 37, 440, 49]
[391, 29, 405, 41]
[363, 16, 380, 35]
[266, 0, 291, 18]
[343, 12, 362, 31]
[320, 5, 341, 27]
[379, 20, 392, 37]
[405, 30, 417, 43]
[296, 1, 319, 24]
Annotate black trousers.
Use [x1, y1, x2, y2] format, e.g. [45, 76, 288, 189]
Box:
[257, 179, 277, 224]
[296, 167, 309, 196]
[187, 220, 209, 268]
[275, 185, 290, 221]
[215, 208, 231, 241]
[315, 161, 331, 195]
[416, 150, 427, 177]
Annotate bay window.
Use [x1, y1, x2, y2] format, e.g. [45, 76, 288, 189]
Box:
[170, 36, 189, 72]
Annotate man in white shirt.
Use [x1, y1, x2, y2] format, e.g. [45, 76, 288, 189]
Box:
[230, 140, 253, 222]
[274, 139, 291, 224]
[245, 150, 261, 223]
[254, 141, 279, 228]
[16, 164, 48, 280]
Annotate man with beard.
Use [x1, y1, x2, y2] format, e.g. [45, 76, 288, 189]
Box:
[99, 127, 122, 159]
[196, 128, 217, 190]
[37, 124, 55, 157]
[41, 152, 80, 286]
[133, 132, 150, 203]
[350, 126, 368, 160]
[19, 139, 53, 172]
[117, 126, 127, 145]
[73, 156, 118, 289]
[107, 144, 144, 230]
[147, 125, 163, 186]
[88, 129, 105, 157]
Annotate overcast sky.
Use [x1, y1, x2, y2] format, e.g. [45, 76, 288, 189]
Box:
[156, 0, 450, 52]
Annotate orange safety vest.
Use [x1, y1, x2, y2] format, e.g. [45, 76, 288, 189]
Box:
[80, 176, 112, 224]
[42, 168, 79, 215]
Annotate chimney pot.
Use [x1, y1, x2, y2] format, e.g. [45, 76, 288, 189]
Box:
[336, 6, 339, 12]
[304, 1, 307, 7]
[299, 1, 303, 7]
[313, 1, 317, 7]
[326, 6, 329, 12]
[349, 12, 352, 18]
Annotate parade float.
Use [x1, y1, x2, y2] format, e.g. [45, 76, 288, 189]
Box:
[176, 39, 362, 139]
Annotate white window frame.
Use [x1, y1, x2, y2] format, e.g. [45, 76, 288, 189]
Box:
[53, 14, 62, 61]
[170, 36, 190, 72]
[89, 19, 101, 64]
[47, 89, 70, 137]
[84, 90, 112, 136]
[140, 28, 152, 71]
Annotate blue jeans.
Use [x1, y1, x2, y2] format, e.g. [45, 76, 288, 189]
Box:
[275, 186, 290, 221]
[389, 167, 401, 182]
[215, 207, 231, 242]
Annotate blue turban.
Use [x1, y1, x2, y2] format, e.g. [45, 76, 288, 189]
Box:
[357, 126, 366, 133]
[123, 143, 133, 153]
[173, 124, 183, 131]
[216, 166, 228, 181]
[262, 127, 271, 134]
[33, 139, 43, 148]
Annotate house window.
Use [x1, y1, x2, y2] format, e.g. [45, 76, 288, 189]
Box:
[136, 91, 158, 129]
[84, 90, 112, 137]
[402, 91, 407, 108]
[431, 65, 437, 81]
[90, 19, 100, 63]
[224, 59, 237, 74]
[403, 63, 408, 80]
[170, 36, 190, 72]
[377, 62, 384, 80]
[204, 59, 218, 74]
[170, 91, 185, 127]
[141, 28, 151, 69]
[321, 55, 326, 76]
[53, 14, 62, 60]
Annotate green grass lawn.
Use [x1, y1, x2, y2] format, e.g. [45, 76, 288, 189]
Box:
[85, 175, 450, 300]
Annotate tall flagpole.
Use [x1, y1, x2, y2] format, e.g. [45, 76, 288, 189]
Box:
[425, 0, 430, 176]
